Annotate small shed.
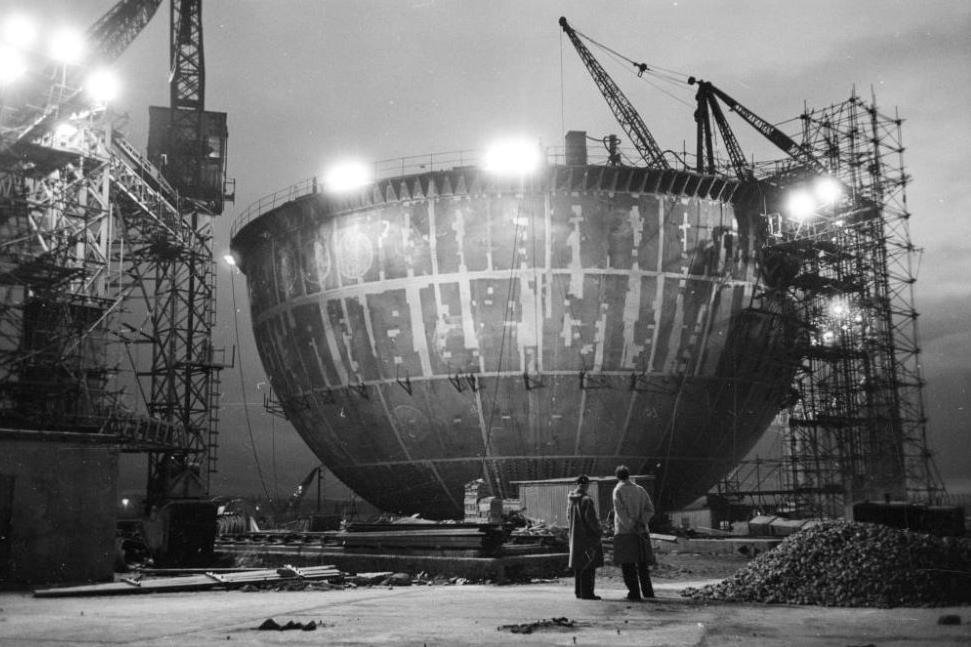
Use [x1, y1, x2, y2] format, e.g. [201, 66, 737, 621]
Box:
[511, 475, 655, 527]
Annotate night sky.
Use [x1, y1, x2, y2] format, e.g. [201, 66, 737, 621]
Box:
[18, 1, 971, 500]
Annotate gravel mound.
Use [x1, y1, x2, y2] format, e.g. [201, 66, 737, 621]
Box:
[681, 520, 971, 607]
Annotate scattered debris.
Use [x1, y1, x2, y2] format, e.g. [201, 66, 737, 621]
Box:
[497, 617, 576, 634]
[382, 572, 413, 587]
[682, 521, 971, 607]
[257, 618, 280, 631]
[256, 618, 319, 631]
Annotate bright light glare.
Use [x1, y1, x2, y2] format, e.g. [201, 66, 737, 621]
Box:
[785, 189, 816, 221]
[53, 122, 78, 145]
[86, 68, 119, 103]
[814, 176, 842, 206]
[49, 26, 85, 64]
[828, 297, 850, 319]
[821, 330, 836, 344]
[223, 254, 237, 266]
[2, 14, 37, 50]
[482, 138, 542, 176]
[0, 46, 26, 84]
[322, 160, 372, 193]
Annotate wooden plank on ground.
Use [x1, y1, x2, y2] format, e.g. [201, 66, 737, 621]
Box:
[33, 565, 340, 598]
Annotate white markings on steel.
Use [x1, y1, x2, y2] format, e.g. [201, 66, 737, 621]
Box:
[560, 311, 576, 348]
[646, 199, 665, 372]
[679, 210, 692, 254]
[459, 278, 478, 350]
[428, 198, 443, 326]
[593, 312, 606, 372]
[405, 283, 432, 376]
[621, 271, 644, 369]
[622, 205, 645, 370]
[567, 204, 583, 298]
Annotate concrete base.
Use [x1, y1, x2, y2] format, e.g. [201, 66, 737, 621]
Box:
[216, 543, 569, 583]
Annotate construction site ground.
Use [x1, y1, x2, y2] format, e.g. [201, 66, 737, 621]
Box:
[1, 551, 968, 646]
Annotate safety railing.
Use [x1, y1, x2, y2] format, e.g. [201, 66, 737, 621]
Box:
[229, 144, 683, 240]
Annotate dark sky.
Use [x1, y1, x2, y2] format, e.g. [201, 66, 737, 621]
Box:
[20, 1, 971, 498]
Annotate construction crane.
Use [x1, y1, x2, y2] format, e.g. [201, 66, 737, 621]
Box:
[139, 0, 228, 561]
[0, 0, 226, 565]
[558, 17, 669, 169]
[689, 77, 827, 177]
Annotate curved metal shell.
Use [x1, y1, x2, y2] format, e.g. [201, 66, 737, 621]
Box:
[231, 165, 794, 518]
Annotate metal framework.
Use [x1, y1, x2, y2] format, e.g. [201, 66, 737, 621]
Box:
[0, 98, 198, 451]
[142, 0, 225, 496]
[744, 93, 945, 518]
[0, 1, 224, 498]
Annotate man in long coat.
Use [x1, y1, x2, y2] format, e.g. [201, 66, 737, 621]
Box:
[612, 464, 655, 600]
[567, 474, 603, 600]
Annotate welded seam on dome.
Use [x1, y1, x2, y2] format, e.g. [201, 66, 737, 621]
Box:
[373, 383, 460, 511]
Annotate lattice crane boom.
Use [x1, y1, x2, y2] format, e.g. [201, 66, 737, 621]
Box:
[87, 0, 165, 64]
[559, 17, 669, 169]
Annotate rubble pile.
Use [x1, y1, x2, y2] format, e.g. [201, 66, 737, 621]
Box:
[682, 520, 971, 607]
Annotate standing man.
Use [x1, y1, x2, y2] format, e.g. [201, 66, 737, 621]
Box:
[612, 465, 655, 601]
[567, 475, 603, 600]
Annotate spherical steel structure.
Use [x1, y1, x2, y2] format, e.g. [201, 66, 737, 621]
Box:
[231, 163, 795, 519]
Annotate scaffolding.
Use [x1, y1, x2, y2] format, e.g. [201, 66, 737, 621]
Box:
[742, 93, 945, 518]
[0, 65, 222, 491]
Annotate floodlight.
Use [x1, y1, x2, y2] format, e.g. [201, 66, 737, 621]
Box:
[482, 137, 542, 176]
[813, 176, 842, 206]
[322, 160, 372, 193]
[2, 14, 36, 50]
[86, 68, 119, 103]
[0, 46, 25, 84]
[223, 254, 237, 266]
[828, 296, 853, 321]
[49, 26, 85, 65]
[785, 189, 816, 221]
[821, 330, 836, 344]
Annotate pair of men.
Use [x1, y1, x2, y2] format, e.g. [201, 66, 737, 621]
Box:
[567, 465, 655, 601]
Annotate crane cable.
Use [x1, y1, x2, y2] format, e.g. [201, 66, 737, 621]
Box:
[228, 266, 273, 503]
[571, 26, 692, 85]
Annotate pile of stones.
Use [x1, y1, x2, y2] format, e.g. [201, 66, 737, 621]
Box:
[682, 520, 970, 607]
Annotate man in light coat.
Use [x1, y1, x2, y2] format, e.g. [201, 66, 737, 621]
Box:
[611, 464, 655, 600]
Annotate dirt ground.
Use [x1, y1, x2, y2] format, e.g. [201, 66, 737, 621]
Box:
[630, 550, 751, 581]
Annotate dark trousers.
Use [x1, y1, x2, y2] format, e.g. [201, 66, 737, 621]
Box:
[621, 561, 654, 599]
[573, 567, 596, 598]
